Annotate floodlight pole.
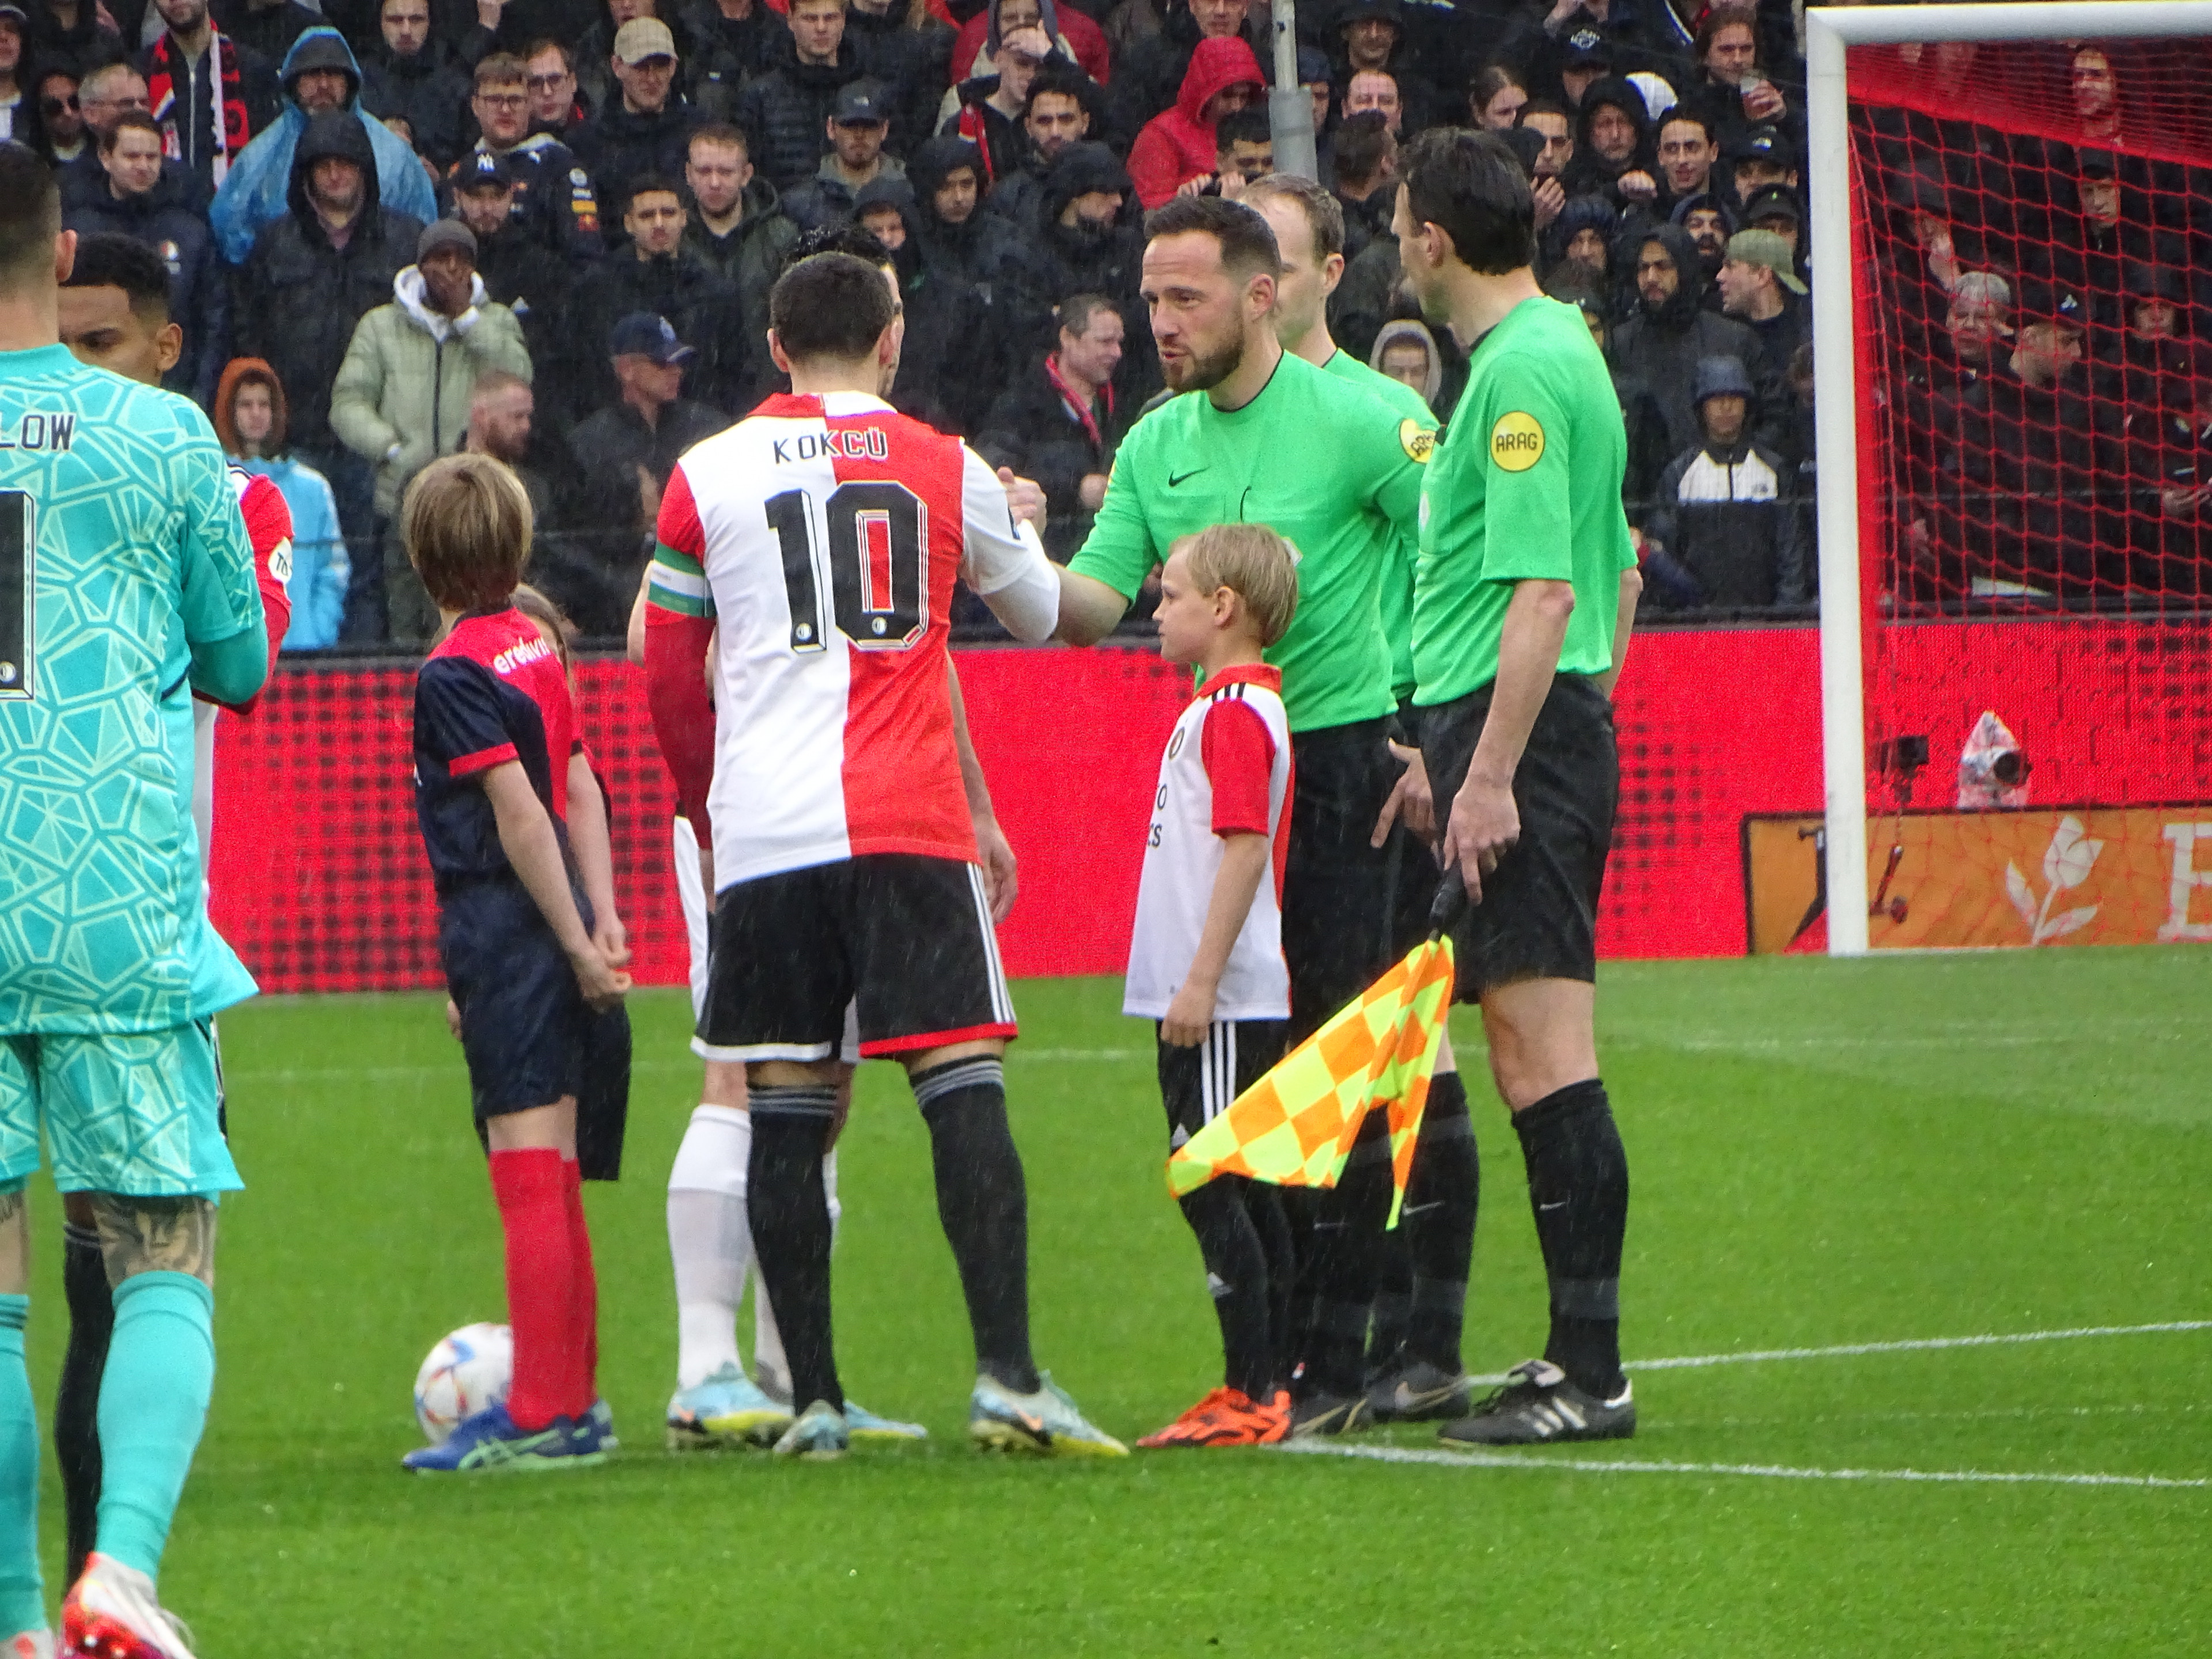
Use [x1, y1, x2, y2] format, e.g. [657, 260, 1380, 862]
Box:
[1803, 0, 2212, 957]
[1269, 0, 1318, 181]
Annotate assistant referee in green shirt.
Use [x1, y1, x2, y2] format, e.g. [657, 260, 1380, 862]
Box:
[1395, 128, 1644, 1446]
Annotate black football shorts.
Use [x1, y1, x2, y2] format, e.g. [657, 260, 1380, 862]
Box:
[1282, 717, 1399, 1043]
[699, 853, 1016, 1062]
[1156, 1019, 1289, 1151]
[1419, 673, 1619, 999]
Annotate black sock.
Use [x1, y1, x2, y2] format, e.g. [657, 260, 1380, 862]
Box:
[1176, 1177, 1274, 1401]
[1278, 1188, 1320, 1391]
[1404, 1070, 1476, 1375]
[58, 1221, 110, 1585]
[1513, 1078, 1629, 1399]
[1241, 1182, 1294, 1393]
[1303, 1111, 1391, 1399]
[912, 1058, 1039, 1394]
[1366, 1221, 1411, 1382]
[745, 1087, 843, 1412]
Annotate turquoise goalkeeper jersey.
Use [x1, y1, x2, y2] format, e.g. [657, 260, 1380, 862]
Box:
[0, 345, 263, 1035]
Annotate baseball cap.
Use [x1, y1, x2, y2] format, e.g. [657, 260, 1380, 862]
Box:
[1725, 228, 1808, 294]
[2014, 275, 2087, 333]
[832, 79, 890, 124]
[454, 149, 516, 192]
[612, 17, 677, 63]
[1740, 183, 1801, 228]
[417, 218, 478, 261]
[609, 311, 695, 365]
[1729, 124, 1796, 169]
[1562, 25, 1612, 67]
[0, 5, 28, 29]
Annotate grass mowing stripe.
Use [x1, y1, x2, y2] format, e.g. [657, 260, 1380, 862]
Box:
[1276, 1442, 2212, 1490]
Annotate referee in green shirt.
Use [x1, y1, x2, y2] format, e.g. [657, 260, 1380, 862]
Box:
[1395, 128, 1644, 1445]
[1055, 194, 1429, 1433]
[1243, 172, 1482, 1428]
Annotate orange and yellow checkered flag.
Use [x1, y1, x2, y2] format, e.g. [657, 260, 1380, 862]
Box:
[1166, 934, 1456, 1228]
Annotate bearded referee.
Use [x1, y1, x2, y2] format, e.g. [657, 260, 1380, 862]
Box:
[1055, 194, 1428, 1435]
[1393, 128, 1643, 1445]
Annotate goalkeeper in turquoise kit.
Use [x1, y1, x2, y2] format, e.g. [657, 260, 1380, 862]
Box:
[0, 147, 268, 1659]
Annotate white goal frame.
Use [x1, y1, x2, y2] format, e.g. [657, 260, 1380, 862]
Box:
[1805, 1, 2212, 953]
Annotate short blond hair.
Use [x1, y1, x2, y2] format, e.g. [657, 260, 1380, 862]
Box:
[403, 453, 533, 612]
[1180, 523, 1299, 647]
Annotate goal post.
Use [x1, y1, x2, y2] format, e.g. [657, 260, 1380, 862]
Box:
[1804, 2, 2212, 957]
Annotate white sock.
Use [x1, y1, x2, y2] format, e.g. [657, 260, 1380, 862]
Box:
[749, 1148, 839, 1402]
[668, 1105, 752, 1391]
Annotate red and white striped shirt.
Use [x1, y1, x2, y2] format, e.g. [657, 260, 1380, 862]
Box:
[645, 391, 1058, 890]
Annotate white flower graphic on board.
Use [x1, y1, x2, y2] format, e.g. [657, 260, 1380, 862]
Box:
[2005, 816, 2101, 945]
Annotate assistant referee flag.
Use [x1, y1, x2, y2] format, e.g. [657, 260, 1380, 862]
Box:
[1166, 932, 1455, 1226]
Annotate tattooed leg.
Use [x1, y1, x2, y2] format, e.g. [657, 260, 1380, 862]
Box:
[84, 1195, 219, 1582]
[86, 1196, 215, 1291]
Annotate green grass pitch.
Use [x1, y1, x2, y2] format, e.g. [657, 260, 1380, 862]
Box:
[22, 949, 2212, 1655]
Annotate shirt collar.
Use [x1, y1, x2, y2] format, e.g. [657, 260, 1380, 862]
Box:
[0, 344, 78, 380]
[1205, 662, 1282, 695]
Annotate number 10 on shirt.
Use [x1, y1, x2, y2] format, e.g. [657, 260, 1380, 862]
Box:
[766, 480, 928, 653]
[0, 490, 32, 700]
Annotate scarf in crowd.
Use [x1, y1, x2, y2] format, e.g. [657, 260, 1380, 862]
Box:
[146, 29, 248, 183]
[1046, 351, 1111, 448]
[955, 99, 998, 185]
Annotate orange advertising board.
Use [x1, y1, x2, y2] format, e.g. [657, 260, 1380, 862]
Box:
[1743, 808, 2212, 954]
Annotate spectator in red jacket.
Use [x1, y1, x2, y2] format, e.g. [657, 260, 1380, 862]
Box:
[1126, 32, 1260, 209]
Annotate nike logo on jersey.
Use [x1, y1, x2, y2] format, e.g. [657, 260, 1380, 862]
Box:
[1168, 467, 1208, 487]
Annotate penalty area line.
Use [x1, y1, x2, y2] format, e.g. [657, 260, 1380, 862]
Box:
[1275, 1441, 2211, 1490]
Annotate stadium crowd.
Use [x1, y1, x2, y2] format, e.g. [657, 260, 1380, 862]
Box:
[1872, 39, 2212, 607]
[16, 0, 2195, 632]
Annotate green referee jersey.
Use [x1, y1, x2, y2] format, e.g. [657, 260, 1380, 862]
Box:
[1319, 349, 1436, 704]
[0, 345, 262, 1035]
[1070, 349, 1427, 733]
[1412, 296, 1638, 707]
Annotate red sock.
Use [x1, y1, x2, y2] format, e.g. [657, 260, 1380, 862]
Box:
[490, 1148, 574, 1431]
[563, 1158, 599, 1416]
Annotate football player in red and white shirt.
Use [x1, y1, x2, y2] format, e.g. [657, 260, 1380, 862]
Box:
[625, 563, 963, 1447]
[645, 250, 1124, 1459]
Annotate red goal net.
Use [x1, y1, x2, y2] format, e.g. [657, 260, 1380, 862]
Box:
[1839, 33, 2212, 949]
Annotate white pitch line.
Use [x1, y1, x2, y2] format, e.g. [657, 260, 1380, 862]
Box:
[1628, 1320, 2212, 1372]
[1457, 1320, 2212, 1387]
[1277, 1441, 2210, 1490]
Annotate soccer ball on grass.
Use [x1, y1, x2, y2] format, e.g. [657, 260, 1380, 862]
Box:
[413, 1323, 513, 1445]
